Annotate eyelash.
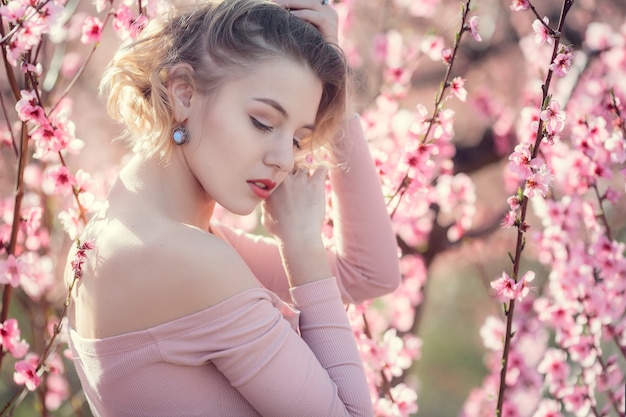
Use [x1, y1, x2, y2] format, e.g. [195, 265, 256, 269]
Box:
[250, 117, 302, 150]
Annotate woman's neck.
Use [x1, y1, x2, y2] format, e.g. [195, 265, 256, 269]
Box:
[118, 152, 215, 231]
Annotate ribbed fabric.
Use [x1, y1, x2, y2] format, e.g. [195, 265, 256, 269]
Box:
[70, 279, 373, 417]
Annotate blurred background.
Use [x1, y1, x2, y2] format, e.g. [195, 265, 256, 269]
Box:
[1, 0, 625, 416]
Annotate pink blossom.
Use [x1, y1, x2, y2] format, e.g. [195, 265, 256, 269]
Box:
[561, 385, 591, 416]
[379, 329, 415, 378]
[597, 354, 624, 391]
[81, 16, 103, 44]
[31, 121, 71, 158]
[44, 165, 77, 196]
[441, 48, 452, 64]
[0, 318, 29, 358]
[550, 45, 574, 77]
[420, 34, 444, 61]
[479, 315, 505, 351]
[467, 16, 482, 42]
[372, 33, 388, 63]
[20, 62, 42, 76]
[95, 0, 112, 13]
[501, 401, 521, 417]
[58, 208, 82, 240]
[568, 335, 596, 367]
[501, 210, 517, 228]
[507, 195, 521, 211]
[605, 131, 626, 164]
[508, 143, 544, 180]
[491, 271, 517, 300]
[448, 77, 467, 102]
[531, 399, 563, 417]
[45, 373, 69, 411]
[514, 271, 536, 301]
[113, 5, 133, 32]
[532, 17, 553, 46]
[540, 99, 566, 134]
[524, 164, 552, 198]
[433, 108, 455, 141]
[113, 6, 147, 40]
[19, 253, 55, 301]
[70, 239, 95, 279]
[543, 130, 560, 145]
[0, 1, 28, 23]
[14, 359, 41, 391]
[15, 90, 46, 125]
[510, 0, 530, 11]
[374, 383, 418, 417]
[0, 254, 28, 288]
[584, 22, 616, 51]
[129, 14, 148, 39]
[537, 348, 570, 385]
[24, 206, 42, 235]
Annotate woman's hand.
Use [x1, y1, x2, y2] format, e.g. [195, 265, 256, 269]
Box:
[262, 167, 331, 287]
[262, 167, 328, 246]
[273, 0, 339, 45]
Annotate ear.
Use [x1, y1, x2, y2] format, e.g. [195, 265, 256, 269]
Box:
[168, 63, 195, 123]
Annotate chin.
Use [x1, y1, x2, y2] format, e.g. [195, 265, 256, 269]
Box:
[221, 202, 259, 217]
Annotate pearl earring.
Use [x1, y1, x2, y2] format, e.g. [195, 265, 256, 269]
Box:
[172, 125, 190, 145]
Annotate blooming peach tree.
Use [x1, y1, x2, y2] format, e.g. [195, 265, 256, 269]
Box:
[0, 0, 624, 416]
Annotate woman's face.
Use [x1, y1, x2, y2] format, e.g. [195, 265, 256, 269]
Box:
[181, 58, 323, 215]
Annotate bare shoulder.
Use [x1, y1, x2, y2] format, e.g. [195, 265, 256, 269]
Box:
[151, 223, 261, 301]
[71, 220, 261, 338]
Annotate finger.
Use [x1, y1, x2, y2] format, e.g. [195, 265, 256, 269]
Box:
[272, 0, 338, 42]
[292, 165, 310, 176]
[288, 11, 338, 44]
[273, 0, 329, 10]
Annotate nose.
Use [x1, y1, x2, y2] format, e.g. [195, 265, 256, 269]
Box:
[263, 135, 295, 173]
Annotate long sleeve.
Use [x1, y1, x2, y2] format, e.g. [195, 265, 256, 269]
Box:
[69, 279, 373, 417]
[211, 115, 401, 304]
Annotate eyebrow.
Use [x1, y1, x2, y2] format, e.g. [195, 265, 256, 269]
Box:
[253, 98, 316, 131]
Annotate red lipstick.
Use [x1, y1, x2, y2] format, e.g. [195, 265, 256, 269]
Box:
[247, 179, 276, 199]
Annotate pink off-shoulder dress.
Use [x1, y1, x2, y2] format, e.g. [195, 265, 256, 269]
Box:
[68, 117, 401, 417]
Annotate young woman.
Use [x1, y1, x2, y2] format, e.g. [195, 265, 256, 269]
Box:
[65, 0, 400, 415]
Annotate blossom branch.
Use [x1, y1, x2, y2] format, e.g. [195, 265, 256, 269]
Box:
[609, 89, 626, 140]
[591, 184, 612, 241]
[0, 240, 94, 416]
[0, 0, 52, 45]
[0, 90, 17, 157]
[421, 0, 473, 146]
[0, 124, 29, 370]
[48, 3, 113, 116]
[597, 355, 626, 417]
[387, 0, 474, 213]
[0, 21, 20, 100]
[494, 1, 574, 416]
[361, 313, 395, 402]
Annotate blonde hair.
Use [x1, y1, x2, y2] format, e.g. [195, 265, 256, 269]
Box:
[100, 0, 348, 160]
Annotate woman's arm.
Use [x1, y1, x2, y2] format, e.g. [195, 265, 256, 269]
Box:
[326, 114, 401, 302]
[155, 230, 373, 416]
[191, 277, 374, 417]
[212, 116, 400, 303]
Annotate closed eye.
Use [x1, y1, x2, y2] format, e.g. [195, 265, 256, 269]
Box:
[250, 117, 273, 133]
[252, 116, 305, 150]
